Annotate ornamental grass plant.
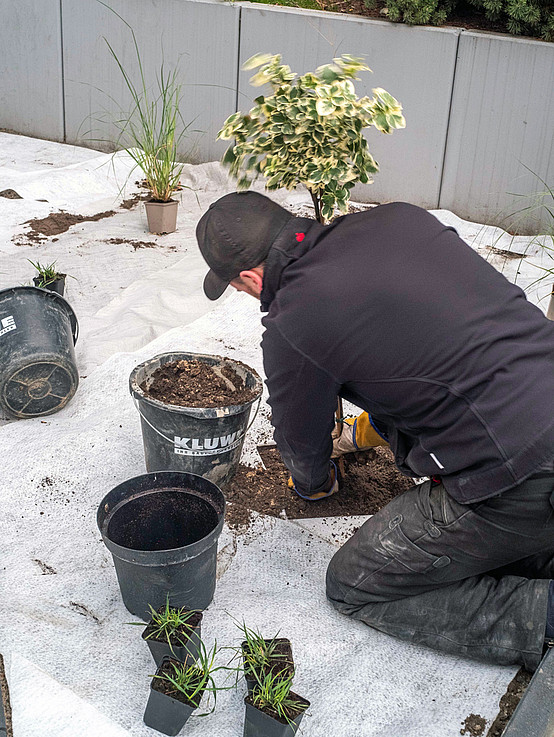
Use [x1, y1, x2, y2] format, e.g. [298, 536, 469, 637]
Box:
[151, 640, 229, 715]
[249, 671, 309, 723]
[100, 3, 190, 202]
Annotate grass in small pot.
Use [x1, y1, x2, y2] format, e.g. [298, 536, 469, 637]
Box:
[28, 260, 65, 287]
[151, 640, 228, 715]
[143, 599, 201, 653]
[233, 620, 294, 684]
[248, 671, 309, 724]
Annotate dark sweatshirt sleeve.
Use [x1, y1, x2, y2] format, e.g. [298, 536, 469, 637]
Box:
[261, 322, 340, 494]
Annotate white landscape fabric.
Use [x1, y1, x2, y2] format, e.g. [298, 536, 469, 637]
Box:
[0, 133, 552, 735]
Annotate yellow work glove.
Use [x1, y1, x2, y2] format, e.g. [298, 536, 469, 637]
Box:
[332, 412, 389, 457]
[287, 461, 339, 501]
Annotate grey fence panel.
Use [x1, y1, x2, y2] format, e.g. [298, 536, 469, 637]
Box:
[0, 0, 64, 141]
[61, 0, 240, 164]
[440, 33, 554, 234]
[237, 4, 460, 209]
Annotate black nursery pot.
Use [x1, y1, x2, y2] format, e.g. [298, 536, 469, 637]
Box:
[33, 275, 66, 296]
[97, 471, 226, 620]
[242, 638, 294, 695]
[143, 608, 203, 666]
[243, 694, 310, 737]
[144, 658, 203, 736]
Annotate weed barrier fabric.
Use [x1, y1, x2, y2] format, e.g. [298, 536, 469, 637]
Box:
[0, 134, 551, 735]
[0, 293, 519, 737]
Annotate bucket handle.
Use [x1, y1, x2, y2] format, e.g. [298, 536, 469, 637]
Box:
[132, 394, 263, 446]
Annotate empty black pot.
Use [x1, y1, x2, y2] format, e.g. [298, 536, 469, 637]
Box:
[97, 472, 225, 620]
[0, 286, 78, 418]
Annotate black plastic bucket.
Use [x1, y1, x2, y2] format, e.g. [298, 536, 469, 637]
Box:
[130, 352, 262, 488]
[97, 471, 226, 620]
[0, 286, 79, 419]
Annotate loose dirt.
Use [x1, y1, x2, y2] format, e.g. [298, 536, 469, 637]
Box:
[485, 668, 532, 737]
[140, 359, 258, 408]
[461, 714, 487, 736]
[20, 209, 116, 243]
[107, 237, 158, 250]
[225, 445, 413, 529]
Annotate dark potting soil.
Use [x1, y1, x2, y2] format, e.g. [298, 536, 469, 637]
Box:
[143, 607, 202, 645]
[151, 659, 204, 707]
[485, 668, 532, 737]
[246, 691, 309, 723]
[461, 714, 487, 736]
[225, 445, 413, 528]
[107, 489, 219, 551]
[21, 209, 116, 242]
[243, 638, 294, 681]
[141, 359, 258, 408]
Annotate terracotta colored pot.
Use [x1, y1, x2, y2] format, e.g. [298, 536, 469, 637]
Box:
[145, 200, 178, 234]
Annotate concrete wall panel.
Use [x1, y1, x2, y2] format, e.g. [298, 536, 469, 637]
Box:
[238, 5, 460, 209]
[61, 0, 240, 163]
[440, 33, 554, 233]
[0, 0, 64, 140]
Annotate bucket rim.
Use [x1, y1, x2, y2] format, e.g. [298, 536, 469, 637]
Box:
[129, 351, 263, 418]
[97, 471, 226, 565]
[0, 285, 78, 344]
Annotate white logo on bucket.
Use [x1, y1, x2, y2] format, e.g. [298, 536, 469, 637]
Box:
[174, 431, 244, 456]
[0, 315, 16, 337]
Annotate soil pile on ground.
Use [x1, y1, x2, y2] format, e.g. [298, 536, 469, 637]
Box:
[0, 188, 22, 199]
[485, 668, 532, 737]
[225, 445, 413, 528]
[140, 359, 258, 407]
[22, 209, 116, 242]
[461, 714, 487, 735]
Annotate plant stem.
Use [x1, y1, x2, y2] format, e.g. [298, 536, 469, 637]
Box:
[309, 188, 323, 224]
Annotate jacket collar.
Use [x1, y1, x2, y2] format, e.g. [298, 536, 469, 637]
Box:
[260, 217, 325, 312]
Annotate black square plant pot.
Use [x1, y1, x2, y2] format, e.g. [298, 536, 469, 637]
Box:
[243, 694, 310, 737]
[143, 658, 203, 736]
[242, 638, 294, 694]
[142, 608, 203, 666]
[33, 276, 66, 296]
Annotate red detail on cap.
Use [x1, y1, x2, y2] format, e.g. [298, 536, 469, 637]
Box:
[295, 233, 305, 242]
[431, 476, 441, 484]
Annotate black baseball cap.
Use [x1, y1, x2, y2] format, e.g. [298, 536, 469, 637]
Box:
[196, 191, 293, 300]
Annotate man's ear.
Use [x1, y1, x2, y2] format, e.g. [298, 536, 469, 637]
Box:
[239, 269, 263, 296]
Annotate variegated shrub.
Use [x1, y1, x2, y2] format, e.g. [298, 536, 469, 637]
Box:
[218, 54, 405, 223]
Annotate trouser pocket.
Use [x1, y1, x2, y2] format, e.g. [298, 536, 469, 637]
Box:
[343, 513, 451, 605]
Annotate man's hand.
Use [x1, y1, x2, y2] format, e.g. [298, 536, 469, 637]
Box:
[288, 461, 339, 501]
[332, 412, 389, 457]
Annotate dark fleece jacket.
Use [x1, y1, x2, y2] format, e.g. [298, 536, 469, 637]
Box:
[260, 202, 554, 503]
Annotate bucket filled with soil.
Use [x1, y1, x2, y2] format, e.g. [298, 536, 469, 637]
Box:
[97, 471, 225, 619]
[130, 352, 262, 487]
[0, 286, 79, 419]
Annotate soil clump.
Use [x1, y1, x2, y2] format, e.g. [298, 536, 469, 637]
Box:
[225, 445, 413, 528]
[140, 359, 257, 408]
[461, 714, 487, 736]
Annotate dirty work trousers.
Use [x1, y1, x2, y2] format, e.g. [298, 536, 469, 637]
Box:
[326, 471, 554, 671]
